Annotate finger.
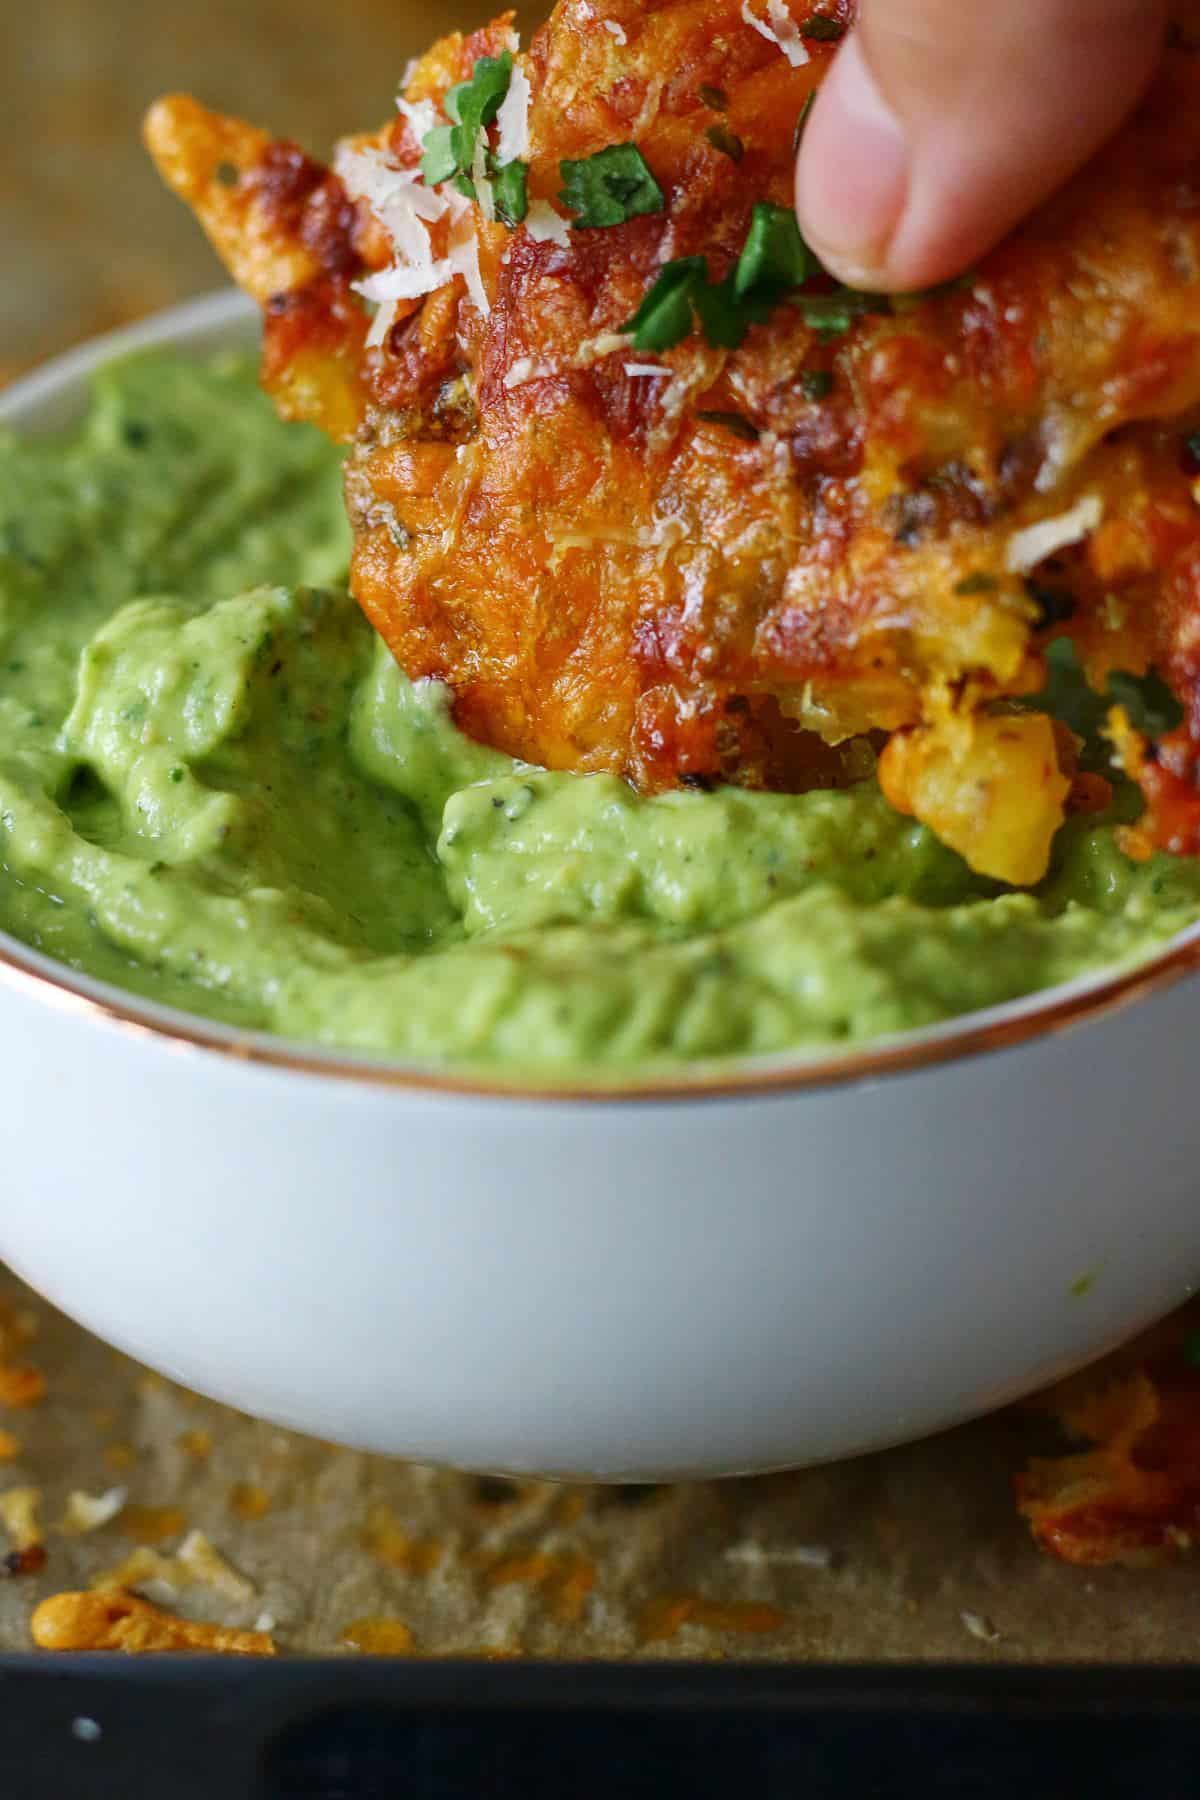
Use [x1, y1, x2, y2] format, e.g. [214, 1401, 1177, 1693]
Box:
[795, 0, 1169, 292]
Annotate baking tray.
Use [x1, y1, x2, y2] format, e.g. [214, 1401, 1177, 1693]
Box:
[3, 1660, 1200, 1798]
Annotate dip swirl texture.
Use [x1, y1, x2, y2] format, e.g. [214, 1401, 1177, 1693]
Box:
[2, 354, 1199, 1073]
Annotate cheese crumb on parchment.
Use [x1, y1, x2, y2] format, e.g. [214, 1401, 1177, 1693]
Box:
[31, 1590, 275, 1657]
[60, 1487, 127, 1535]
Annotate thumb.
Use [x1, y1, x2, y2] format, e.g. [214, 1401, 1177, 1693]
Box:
[795, 0, 1169, 292]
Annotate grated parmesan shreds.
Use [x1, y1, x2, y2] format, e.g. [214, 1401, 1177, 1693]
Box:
[356, 260, 454, 346]
[504, 356, 555, 390]
[624, 362, 670, 378]
[573, 330, 634, 367]
[336, 145, 455, 346]
[526, 200, 571, 246]
[741, 0, 810, 65]
[602, 18, 628, 41]
[396, 96, 438, 144]
[961, 1609, 1000, 1644]
[447, 204, 491, 317]
[495, 65, 532, 164]
[1006, 493, 1103, 574]
[725, 1541, 836, 1570]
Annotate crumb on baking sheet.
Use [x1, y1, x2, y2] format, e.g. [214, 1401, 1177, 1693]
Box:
[60, 1487, 128, 1535]
[31, 1589, 275, 1655]
[0, 1306, 45, 1411]
[362, 1505, 443, 1575]
[93, 1529, 254, 1603]
[340, 1615, 416, 1655]
[119, 1504, 187, 1543]
[639, 1594, 790, 1644]
[229, 1481, 271, 1521]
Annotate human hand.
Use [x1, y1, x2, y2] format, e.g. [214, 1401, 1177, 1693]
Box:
[795, 0, 1170, 291]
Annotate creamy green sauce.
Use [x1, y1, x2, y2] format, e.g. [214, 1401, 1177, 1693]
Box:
[2, 352, 1199, 1072]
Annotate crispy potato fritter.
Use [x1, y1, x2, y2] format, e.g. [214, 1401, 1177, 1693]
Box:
[148, 1, 1200, 883]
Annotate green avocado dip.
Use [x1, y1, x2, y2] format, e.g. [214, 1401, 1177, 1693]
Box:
[2, 351, 1200, 1074]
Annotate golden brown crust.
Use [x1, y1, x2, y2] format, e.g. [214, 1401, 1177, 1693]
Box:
[149, 2, 1200, 883]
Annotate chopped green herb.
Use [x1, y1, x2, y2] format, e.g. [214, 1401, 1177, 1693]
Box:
[698, 83, 729, 110]
[1106, 668, 1183, 739]
[214, 161, 240, 188]
[735, 201, 814, 298]
[705, 124, 745, 162]
[800, 13, 846, 40]
[420, 51, 513, 189]
[800, 368, 833, 401]
[693, 274, 752, 349]
[792, 287, 887, 338]
[792, 90, 816, 152]
[695, 410, 759, 441]
[168, 766, 185, 784]
[559, 143, 665, 228]
[624, 257, 707, 351]
[445, 51, 513, 136]
[1185, 429, 1200, 464]
[420, 124, 459, 186]
[492, 158, 529, 225]
[955, 571, 999, 597]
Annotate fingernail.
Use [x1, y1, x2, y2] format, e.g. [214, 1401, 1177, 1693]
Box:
[795, 34, 910, 285]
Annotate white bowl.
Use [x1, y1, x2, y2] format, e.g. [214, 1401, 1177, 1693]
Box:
[3, 292, 1200, 1479]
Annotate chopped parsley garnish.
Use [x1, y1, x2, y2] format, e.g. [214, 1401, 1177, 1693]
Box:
[559, 144, 665, 228]
[492, 158, 529, 226]
[625, 196, 889, 354]
[1106, 668, 1183, 739]
[693, 274, 755, 349]
[419, 127, 458, 186]
[698, 83, 729, 110]
[625, 257, 707, 351]
[420, 51, 513, 188]
[800, 13, 846, 40]
[735, 202, 815, 297]
[800, 368, 833, 401]
[705, 124, 745, 162]
[1185, 429, 1200, 465]
[792, 287, 888, 337]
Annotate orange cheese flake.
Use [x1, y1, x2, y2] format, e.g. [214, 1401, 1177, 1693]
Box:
[31, 1590, 275, 1656]
[229, 1482, 272, 1521]
[340, 1615, 416, 1656]
[362, 1506, 443, 1575]
[639, 1595, 789, 1644]
[120, 1505, 187, 1544]
[480, 1551, 595, 1624]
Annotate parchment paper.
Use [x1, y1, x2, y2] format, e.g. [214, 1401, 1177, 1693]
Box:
[3, 1267, 1198, 1661]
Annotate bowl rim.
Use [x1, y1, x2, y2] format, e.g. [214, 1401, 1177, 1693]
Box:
[3, 288, 1200, 1106]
